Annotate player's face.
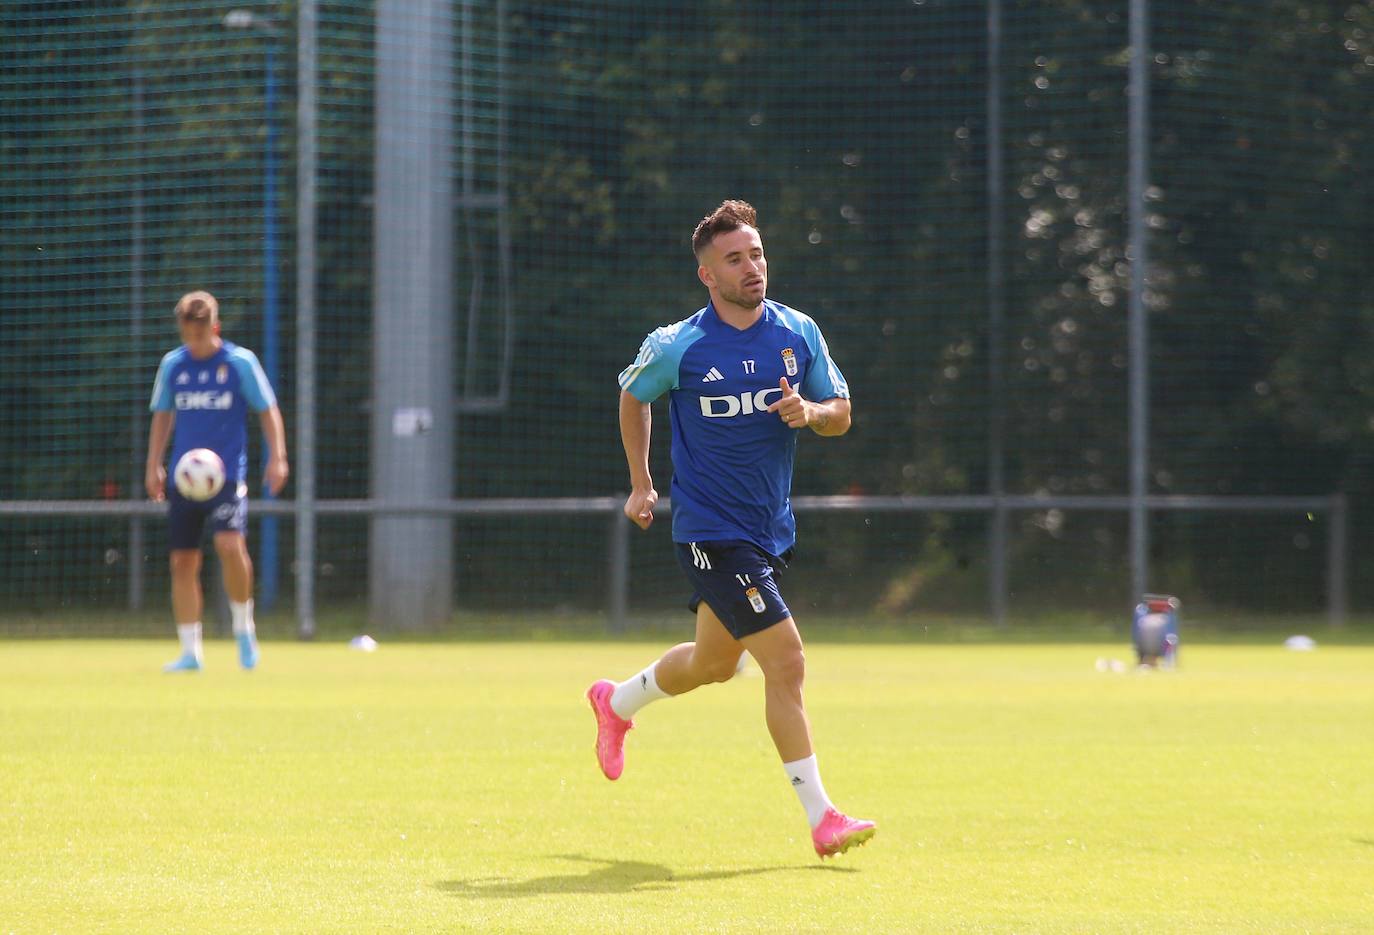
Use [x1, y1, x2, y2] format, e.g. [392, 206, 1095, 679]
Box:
[699, 226, 767, 312]
[177, 316, 219, 356]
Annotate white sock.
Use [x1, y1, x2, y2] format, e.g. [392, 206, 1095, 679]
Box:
[783, 754, 835, 828]
[610, 662, 670, 720]
[230, 600, 255, 637]
[177, 622, 203, 660]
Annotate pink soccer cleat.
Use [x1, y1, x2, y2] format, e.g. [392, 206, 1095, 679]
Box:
[811, 808, 877, 859]
[586, 679, 633, 780]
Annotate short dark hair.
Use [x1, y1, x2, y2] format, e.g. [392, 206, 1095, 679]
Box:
[174, 290, 218, 322]
[692, 200, 758, 258]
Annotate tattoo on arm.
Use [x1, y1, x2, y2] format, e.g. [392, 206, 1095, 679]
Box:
[811, 409, 831, 432]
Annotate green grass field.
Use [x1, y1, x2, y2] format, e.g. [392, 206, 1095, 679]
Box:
[2, 638, 1371, 933]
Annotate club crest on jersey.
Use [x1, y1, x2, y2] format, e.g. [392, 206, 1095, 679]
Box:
[216, 364, 228, 384]
[744, 586, 767, 614]
[175, 372, 190, 385]
[781, 348, 798, 377]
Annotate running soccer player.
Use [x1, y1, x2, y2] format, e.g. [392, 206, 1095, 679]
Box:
[587, 200, 876, 859]
[145, 291, 288, 672]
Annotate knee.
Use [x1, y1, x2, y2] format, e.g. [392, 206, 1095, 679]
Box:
[213, 534, 249, 563]
[761, 648, 806, 688]
[695, 654, 741, 685]
[212, 533, 251, 569]
[169, 550, 200, 577]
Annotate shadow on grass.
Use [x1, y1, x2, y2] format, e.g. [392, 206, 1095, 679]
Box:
[436, 853, 856, 897]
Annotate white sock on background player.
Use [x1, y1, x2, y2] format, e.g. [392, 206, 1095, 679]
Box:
[230, 599, 255, 637]
[610, 662, 669, 720]
[783, 754, 835, 828]
[177, 622, 203, 660]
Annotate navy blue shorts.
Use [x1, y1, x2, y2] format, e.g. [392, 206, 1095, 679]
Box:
[167, 481, 248, 551]
[674, 539, 793, 639]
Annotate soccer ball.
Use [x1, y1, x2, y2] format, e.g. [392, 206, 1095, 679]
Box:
[173, 448, 226, 501]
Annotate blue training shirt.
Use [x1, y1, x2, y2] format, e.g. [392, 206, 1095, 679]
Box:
[149, 341, 277, 486]
[618, 299, 849, 556]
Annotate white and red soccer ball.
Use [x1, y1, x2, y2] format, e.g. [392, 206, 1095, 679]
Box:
[173, 448, 226, 501]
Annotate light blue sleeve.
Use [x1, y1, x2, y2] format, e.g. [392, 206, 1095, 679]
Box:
[229, 348, 278, 412]
[149, 351, 178, 412]
[793, 314, 850, 401]
[617, 322, 702, 403]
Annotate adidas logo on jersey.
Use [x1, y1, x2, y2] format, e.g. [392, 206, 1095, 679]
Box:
[702, 367, 725, 383]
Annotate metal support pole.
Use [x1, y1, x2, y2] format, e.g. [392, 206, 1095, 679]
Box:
[296, 0, 318, 638]
[129, 67, 146, 612]
[608, 503, 629, 633]
[1327, 493, 1347, 629]
[1127, 0, 1152, 601]
[260, 43, 281, 610]
[224, 8, 288, 617]
[986, 0, 1008, 626]
[370, 0, 456, 630]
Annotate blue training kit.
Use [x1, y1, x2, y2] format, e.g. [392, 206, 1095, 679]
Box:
[149, 340, 277, 488]
[618, 299, 848, 559]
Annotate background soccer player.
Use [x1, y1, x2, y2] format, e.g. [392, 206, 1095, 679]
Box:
[587, 200, 876, 858]
[145, 291, 288, 672]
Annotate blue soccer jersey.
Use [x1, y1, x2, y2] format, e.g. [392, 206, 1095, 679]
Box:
[149, 341, 277, 486]
[618, 299, 849, 556]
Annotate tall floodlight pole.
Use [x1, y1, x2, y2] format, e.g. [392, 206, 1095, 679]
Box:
[371, 0, 455, 630]
[224, 9, 283, 610]
[1127, 0, 1151, 601]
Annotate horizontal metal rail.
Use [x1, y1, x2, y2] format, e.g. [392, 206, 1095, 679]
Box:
[0, 493, 1340, 517]
[0, 492, 1346, 632]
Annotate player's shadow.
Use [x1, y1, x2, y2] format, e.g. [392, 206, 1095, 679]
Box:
[436, 853, 855, 898]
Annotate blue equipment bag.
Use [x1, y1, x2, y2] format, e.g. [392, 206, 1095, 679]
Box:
[1132, 594, 1180, 668]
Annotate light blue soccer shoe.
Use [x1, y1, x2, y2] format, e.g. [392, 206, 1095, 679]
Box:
[162, 653, 203, 673]
[237, 632, 259, 671]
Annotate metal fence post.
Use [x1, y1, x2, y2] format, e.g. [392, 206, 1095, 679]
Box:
[1127, 0, 1152, 603]
[608, 499, 629, 633]
[128, 66, 146, 613]
[1327, 492, 1347, 629]
[295, 0, 318, 639]
[986, 0, 1008, 627]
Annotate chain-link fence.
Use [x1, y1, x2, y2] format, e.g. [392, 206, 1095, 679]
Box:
[3, 1, 1371, 633]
